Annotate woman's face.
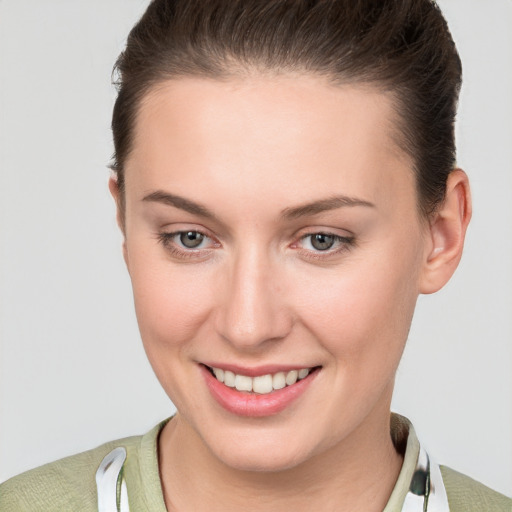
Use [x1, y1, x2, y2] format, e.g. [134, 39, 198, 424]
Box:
[120, 76, 429, 471]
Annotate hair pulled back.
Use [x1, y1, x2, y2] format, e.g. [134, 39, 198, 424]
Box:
[112, 0, 462, 217]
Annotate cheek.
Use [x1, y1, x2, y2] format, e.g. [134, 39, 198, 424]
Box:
[127, 250, 220, 412]
[127, 245, 214, 361]
[292, 246, 421, 370]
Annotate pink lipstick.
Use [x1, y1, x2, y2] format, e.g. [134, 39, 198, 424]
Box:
[201, 364, 319, 417]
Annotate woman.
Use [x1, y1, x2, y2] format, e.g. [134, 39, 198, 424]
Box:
[0, 1, 510, 511]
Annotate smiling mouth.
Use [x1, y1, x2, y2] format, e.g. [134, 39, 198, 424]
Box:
[204, 365, 320, 395]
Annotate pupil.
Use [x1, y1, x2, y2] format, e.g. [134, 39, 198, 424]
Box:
[180, 231, 204, 248]
[312, 233, 334, 251]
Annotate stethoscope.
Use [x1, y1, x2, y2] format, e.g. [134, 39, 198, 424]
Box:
[96, 447, 130, 512]
[401, 445, 450, 512]
[96, 444, 450, 512]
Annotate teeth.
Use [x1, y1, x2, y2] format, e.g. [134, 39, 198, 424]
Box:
[298, 368, 309, 379]
[285, 370, 298, 386]
[253, 374, 273, 394]
[210, 366, 313, 395]
[235, 374, 253, 392]
[272, 372, 286, 390]
[224, 370, 236, 387]
[213, 368, 224, 383]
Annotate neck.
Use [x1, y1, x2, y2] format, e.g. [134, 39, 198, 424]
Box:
[158, 405, 402, 512]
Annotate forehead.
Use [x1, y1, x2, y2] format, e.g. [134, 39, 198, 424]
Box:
[125, 75, 415, 214]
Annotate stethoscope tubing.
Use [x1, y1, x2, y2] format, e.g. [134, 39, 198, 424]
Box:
[96, 443, 450, 512]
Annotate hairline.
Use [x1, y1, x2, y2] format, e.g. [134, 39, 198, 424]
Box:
[115, 68, 431, 224]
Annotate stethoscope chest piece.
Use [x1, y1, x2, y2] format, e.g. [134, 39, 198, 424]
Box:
[401, 445, 450, 512]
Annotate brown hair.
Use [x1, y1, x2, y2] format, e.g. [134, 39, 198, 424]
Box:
[111, 0, 462, 218]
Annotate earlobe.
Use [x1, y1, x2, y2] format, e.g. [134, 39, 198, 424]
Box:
[419, 169, 472, 294]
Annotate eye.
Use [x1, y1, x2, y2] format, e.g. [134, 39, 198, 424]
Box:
[157, 229, 217, 258]
[178, 231, 206, 249]
[298, 232, 355, 256]
[306, 233, 337, 251]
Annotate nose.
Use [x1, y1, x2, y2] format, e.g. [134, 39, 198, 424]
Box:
[214, 246, 293, 351]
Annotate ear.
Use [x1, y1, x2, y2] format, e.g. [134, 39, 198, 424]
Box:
[108, 176, 130, 270]
[419, 169, 472, 294]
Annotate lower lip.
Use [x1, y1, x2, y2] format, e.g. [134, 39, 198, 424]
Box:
[201, 365, 319, 417]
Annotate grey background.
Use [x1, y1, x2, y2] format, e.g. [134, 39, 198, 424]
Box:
[1, 0, 511, 497]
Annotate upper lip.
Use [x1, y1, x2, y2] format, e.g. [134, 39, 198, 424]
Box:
[201, 362, 319, 377]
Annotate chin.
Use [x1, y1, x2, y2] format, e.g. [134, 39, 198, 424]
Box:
[201, 425, 317, 473]
[217, 445, 308, 473]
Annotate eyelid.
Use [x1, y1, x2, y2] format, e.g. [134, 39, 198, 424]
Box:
[291, 230, 356, 259]
[156, 227, 355, 261]
[157, 228, 220, 259]
[292, 226, 354, 244]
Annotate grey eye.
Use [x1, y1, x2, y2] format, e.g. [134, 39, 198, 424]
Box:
[179, 231, 205, 248]
[310, 233, 335, 251]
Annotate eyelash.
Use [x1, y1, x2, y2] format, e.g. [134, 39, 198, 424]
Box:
[156, 230, 355, 261]
[157, 230, 216, 260]
[296, 233, 355, 260]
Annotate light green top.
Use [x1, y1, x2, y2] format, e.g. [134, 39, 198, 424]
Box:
[1, 415, 510, 511]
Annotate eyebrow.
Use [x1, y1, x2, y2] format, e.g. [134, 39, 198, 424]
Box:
[142, 190, 374, 221]
[281, 195, 375, 220]
[143, 190, 218, 220]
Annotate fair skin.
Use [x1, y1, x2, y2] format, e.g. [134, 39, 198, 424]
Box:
[110, 75, 470, 511]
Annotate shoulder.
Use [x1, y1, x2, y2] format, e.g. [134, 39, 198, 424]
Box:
[441, 465, 512, 512]
[0, 435, 142, 512]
